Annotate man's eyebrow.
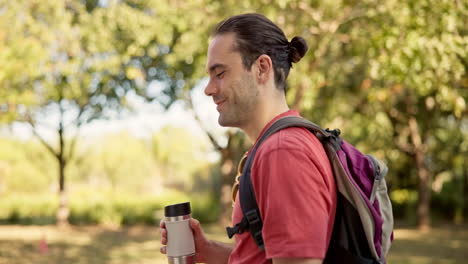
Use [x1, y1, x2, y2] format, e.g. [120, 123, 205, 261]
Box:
[207, 64, 226, 74]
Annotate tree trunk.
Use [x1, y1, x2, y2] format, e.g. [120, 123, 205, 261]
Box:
[219, 150, 235, 226]
[409, 117, 431, 231]
[461, 165, 468, 223]
[415, 149, 431, 231]
[56, 156, 70, 226]
[217, 131, 249, 226]
[56, 121, 69, 227]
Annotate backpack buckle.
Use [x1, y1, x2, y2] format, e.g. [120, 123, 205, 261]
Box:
[325, 128, 341, 137]
[253, 230, 265, 250]
[324, 128, 342, 151]
[245, 210, 260, 225]
[226, 224, 241, 238]
[245, 210, 265, 249]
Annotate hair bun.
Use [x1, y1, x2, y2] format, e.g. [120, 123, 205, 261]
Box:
[289, 36, 308, 63]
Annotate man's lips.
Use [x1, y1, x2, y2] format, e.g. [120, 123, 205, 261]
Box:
[215, 99, 226, 111]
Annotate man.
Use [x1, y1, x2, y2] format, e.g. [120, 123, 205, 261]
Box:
[160, 13, 337, 264]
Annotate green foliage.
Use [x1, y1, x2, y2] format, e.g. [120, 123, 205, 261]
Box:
[68, 188, 190, 226]
[74, 132, 158, 191]
[152, 125, 211, 189]
[0, 193, 58, 225]
[0, 138, 55, 193]
[0, 188, 222, 226]
[431, 170, 466, 223]
[191, 192, 221, 223]
[391, 189, 418, 222]
[0, 0, 216, 225]
[0, 0, 200, 117]
[0, 122, 217, 224]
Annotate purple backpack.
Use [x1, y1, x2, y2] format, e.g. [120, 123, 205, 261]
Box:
[226, 116, 394, 264]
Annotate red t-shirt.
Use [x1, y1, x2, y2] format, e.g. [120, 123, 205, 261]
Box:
[228, 110, 337, 264]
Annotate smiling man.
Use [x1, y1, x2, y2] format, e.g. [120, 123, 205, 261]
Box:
[160, 13, 337, 264]
[205, 32, 261, 131]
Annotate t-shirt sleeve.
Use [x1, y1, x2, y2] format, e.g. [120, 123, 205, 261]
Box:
[252, 147, 334, 259]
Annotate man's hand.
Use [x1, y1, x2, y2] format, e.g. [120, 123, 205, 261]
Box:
[159, 218, 215, 263]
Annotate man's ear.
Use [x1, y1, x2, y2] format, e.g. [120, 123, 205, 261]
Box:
[254, 54, 273, 85]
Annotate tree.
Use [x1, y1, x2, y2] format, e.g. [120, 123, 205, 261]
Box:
[320, 0, 466, 230]
[0, 0, 203, 225]
[276, 0, 467, 229]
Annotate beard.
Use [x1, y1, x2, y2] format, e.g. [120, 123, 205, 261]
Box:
[218, 72, 258, 128]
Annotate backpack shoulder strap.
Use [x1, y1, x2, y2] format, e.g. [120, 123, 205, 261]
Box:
[230, 116, 338, 250]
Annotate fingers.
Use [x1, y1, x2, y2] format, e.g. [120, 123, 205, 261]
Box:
[159, 218, 167, 244]
[160, 228, 167, 245]
[160, 218, 167, 252]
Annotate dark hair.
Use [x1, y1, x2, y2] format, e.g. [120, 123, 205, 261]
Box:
[212, 13, 308, 92]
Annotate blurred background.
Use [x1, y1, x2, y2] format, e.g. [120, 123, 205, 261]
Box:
[0, 0, 466, 263]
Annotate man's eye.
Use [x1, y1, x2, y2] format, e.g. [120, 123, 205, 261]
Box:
[216, 71, 225, 78]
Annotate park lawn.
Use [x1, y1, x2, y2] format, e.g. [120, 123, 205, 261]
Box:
[0, 224, 466, 264]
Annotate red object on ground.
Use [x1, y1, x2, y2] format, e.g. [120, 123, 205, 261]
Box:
[38, 236, 49, 254]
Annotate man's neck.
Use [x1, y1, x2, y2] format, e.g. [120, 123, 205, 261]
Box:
[241, 98, 290, 143]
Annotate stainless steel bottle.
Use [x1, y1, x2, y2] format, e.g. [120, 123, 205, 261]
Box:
[164, 202, 196, 264]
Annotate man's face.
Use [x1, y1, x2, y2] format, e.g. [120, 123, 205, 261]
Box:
[205, 33, 259, 128]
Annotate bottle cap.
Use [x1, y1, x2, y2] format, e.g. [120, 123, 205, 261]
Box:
[164, 202, 191, 217]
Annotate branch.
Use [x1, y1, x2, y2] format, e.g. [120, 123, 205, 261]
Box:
[335, 7, 368, 33]
[66, 102, 88, 161]
[66, 102, 87, 128]
[15, 109, 57, 131]
[395, 137, 414, 156]
[66, 124, 81, 162]
[408, 116, 427, 153]
[304, 4, 367, 35]
[384, 109, 414, 155]
[27, 118, 59, 159]
[185, 92, 223, 151]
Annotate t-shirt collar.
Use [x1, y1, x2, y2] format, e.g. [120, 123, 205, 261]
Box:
[248, 109, 300, 154]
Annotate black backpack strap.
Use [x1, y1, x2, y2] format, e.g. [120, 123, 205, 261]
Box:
[227, 116, 339, 250]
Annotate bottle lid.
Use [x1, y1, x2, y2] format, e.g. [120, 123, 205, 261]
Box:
[164, 202, 191, 217]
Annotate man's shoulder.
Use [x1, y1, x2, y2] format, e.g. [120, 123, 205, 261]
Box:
[257, 126, 322, 155]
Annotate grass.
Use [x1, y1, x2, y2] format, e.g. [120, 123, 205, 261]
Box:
[0, 224, 466, 264]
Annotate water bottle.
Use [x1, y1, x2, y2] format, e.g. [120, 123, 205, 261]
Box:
[164, 202, 196, 264]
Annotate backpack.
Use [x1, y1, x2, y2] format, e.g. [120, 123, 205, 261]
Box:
[226, 116, 394, 264]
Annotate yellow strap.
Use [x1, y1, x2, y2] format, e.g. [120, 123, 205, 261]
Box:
[231, 153, 248, 207]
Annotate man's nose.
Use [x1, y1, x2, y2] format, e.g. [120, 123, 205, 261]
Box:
[204, 79, 218, 96]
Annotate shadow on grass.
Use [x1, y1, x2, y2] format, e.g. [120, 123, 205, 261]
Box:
[387, 225, 468, 264]
[0, 226, 164, 264]
[0, 224, 467, 264]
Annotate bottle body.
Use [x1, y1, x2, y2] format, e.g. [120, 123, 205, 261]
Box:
[165, 202, 195, 264]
